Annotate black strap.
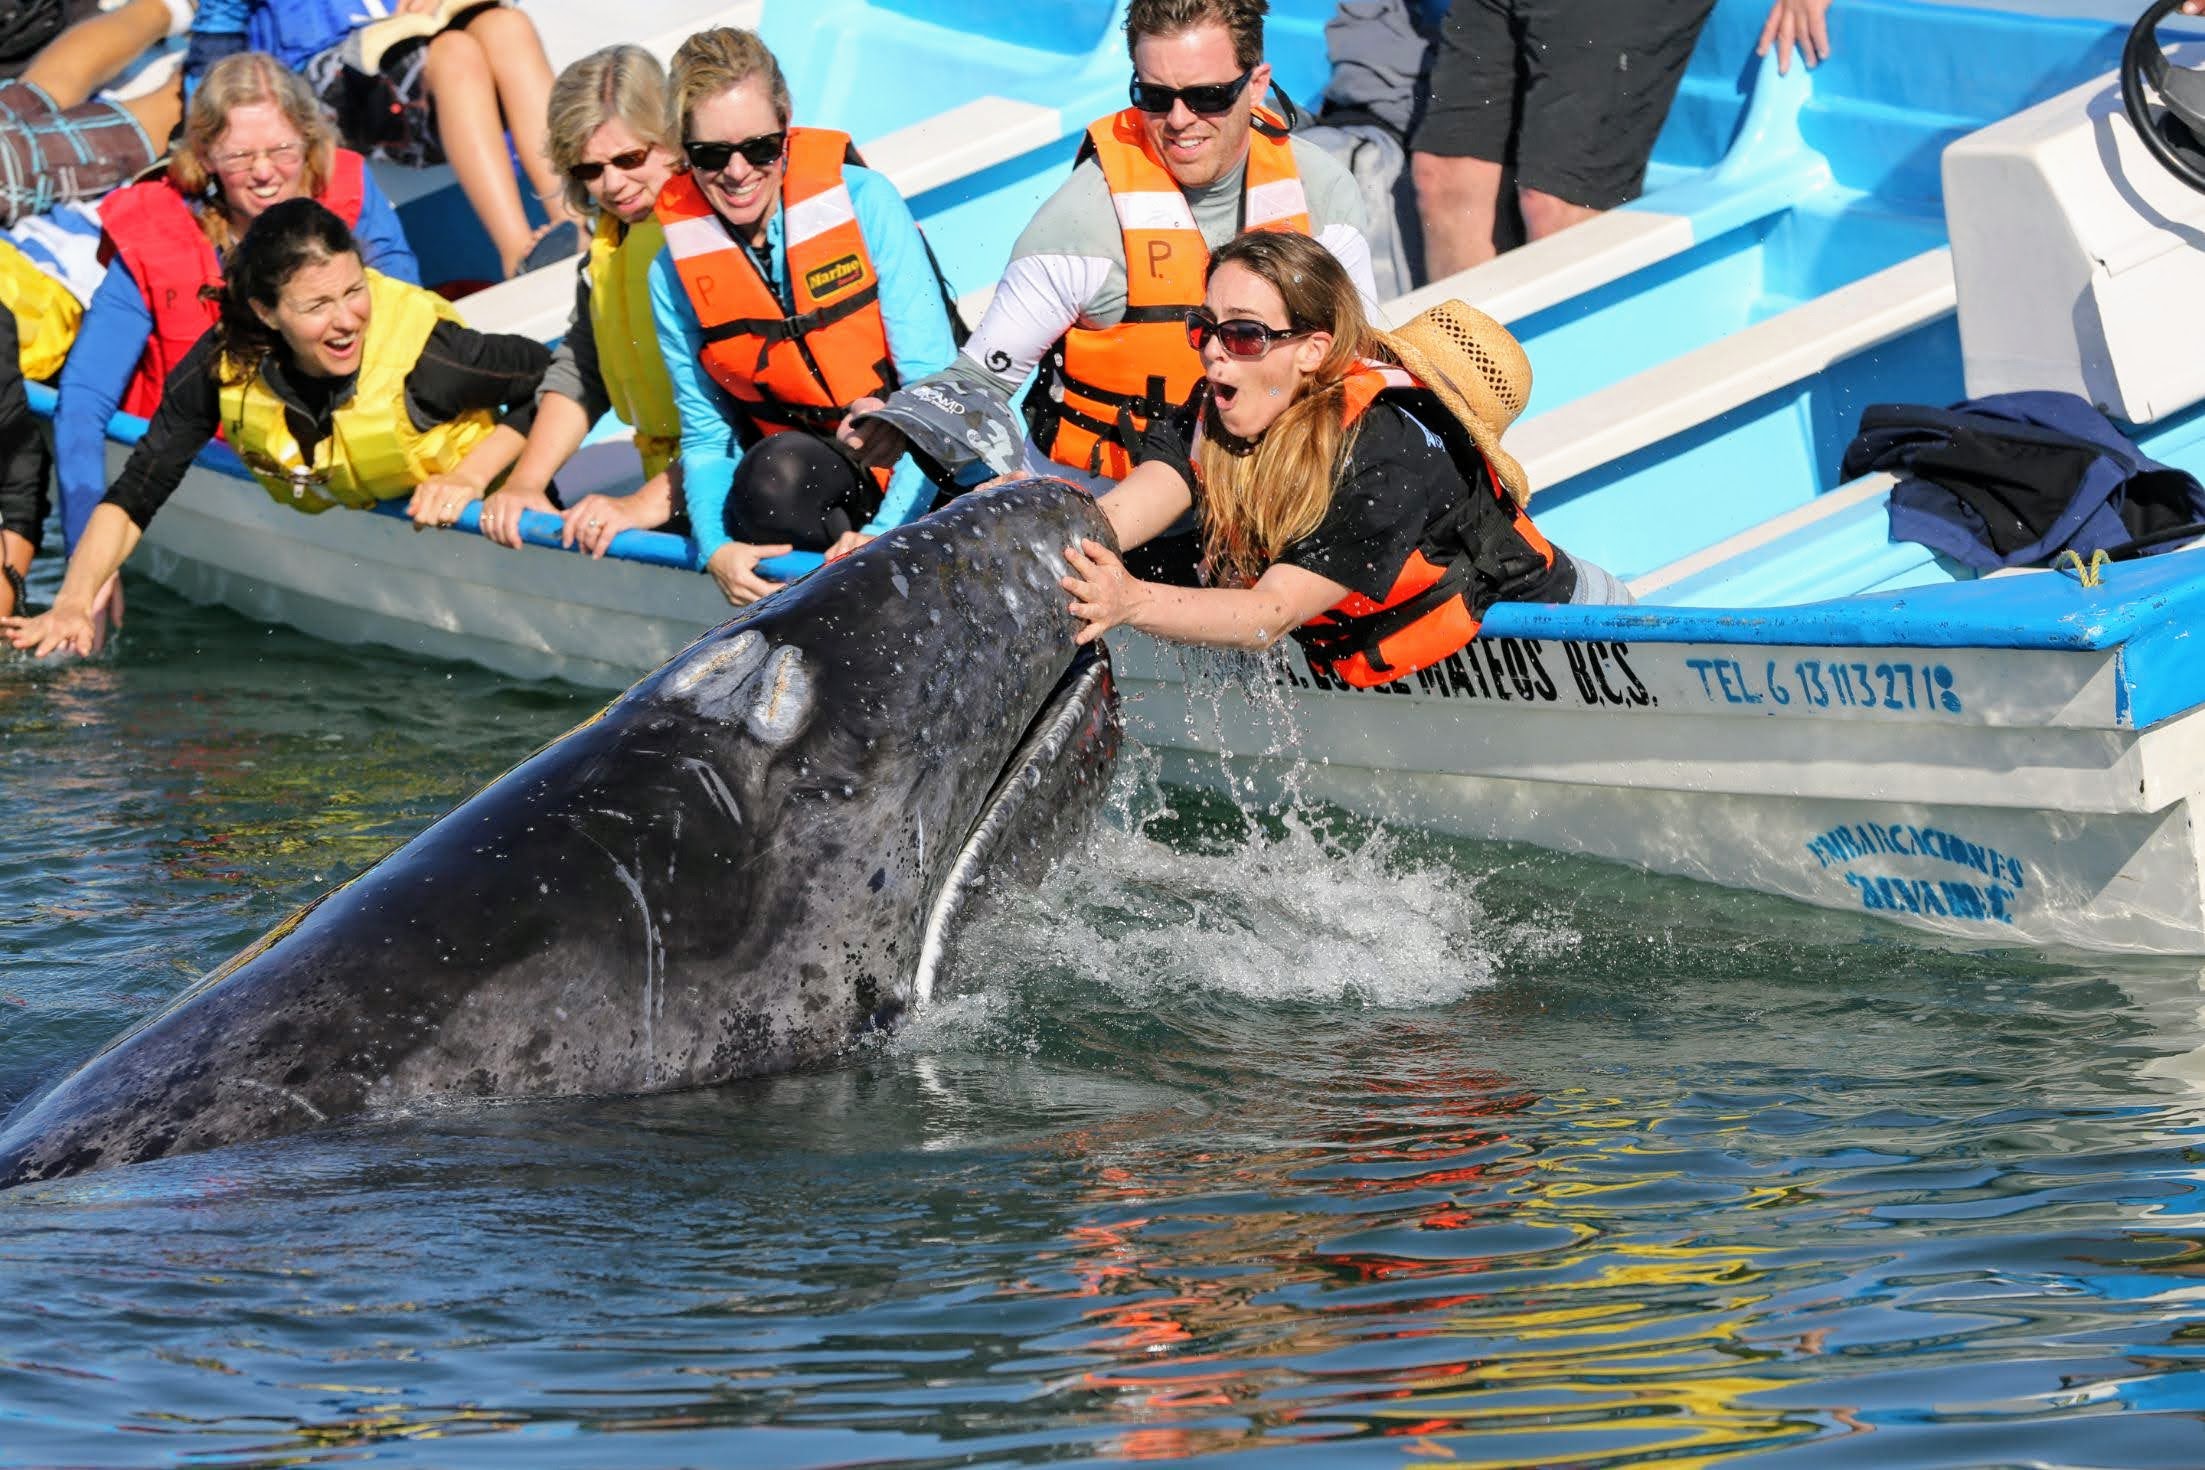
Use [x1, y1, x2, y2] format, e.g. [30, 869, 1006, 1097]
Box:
[698, 281, 883, 374]
[2, 562, 31, 618]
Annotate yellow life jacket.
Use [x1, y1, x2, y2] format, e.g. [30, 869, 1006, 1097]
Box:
[587, 211, 682, 479]
[0, 239, 83, 383]
[219, 271, 498, 513]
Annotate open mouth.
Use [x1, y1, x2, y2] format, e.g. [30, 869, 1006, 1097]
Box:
[1164, 131, 1209, 160]
[322, 331, 360, 363]
[723, 176, 766, 210]
[1208, 375, 1240, 410]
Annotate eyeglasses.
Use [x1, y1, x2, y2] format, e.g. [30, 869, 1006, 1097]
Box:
[212, 141, 305, 173]
[567, 146, 654, 182]
[682, 132, 786, 173]
[1128, 67, 1255, 116]
[1186, 308, 1308, 359]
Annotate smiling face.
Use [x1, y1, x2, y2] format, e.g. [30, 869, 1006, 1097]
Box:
[688, 79, 786, 246]
[1130, 22, 1268, 189]
[1201, 261, 1331, 441]
[578, 117, 676, 224]
[251, 250, 371, 378]
[208, 101, 311, 224]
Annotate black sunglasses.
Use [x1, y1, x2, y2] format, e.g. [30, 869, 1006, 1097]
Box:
[1129, 67, 1255, 116]
[567, 146, 653, 182]
[1186, 308, 1308, 359]
[682, 131, 786, 173]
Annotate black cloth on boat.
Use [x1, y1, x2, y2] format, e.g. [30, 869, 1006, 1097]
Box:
[1843, 391, 2205, 571]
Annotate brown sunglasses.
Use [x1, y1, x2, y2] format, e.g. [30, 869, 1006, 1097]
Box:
[567, 147, 653, 182]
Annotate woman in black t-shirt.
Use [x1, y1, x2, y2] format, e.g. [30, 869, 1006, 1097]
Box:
[1060, 229, 1626, 688]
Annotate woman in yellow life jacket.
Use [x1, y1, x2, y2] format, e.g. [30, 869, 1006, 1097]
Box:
[0, 241, 84, 618]
[1060, 230, 1630, 688]
[473, 44, 686, 557]
[3, 199, 550, 660]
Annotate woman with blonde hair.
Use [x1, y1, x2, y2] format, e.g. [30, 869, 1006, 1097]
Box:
[1062, 229, 1628, 688]
[51, 50, 416, 637]
[463, 45, 687, 555]
[648, 26, 958, 604]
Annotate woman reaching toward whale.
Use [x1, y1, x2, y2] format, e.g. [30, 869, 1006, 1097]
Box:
[3, 198, 547, 659]
[1059, 230, 1629, 687]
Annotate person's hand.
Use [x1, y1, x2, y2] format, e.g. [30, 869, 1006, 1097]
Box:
[706, 540, 792, 606]
[837, 396, 908, 473]
[405, 470, 485, 530]
[2, 599, 102, 659]
[558, 492, 637, 558]
[479, 484, 557, 549]
[1757, 0, 1832, 74]
[1060, 537, 1146, 644]
[823, 530, 873, 561]
[88, 571, 124, 645]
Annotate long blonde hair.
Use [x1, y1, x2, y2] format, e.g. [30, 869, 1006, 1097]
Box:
[547, 45, 680, 219]
[668, 27, 791, 137]
[1195, 231, 1395, 587]
[170, 52, 337, 255]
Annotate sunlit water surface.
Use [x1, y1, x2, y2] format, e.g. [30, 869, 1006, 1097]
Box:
[7, 582, 2205, 1468]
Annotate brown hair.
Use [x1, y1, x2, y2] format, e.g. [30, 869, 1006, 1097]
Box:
[171, 52, 337, 255]
[1125, 0, 1267, 69]
[547, 45, 680, 217]
[668, 27, 791, 137]
[1194, 231, 1395, 587]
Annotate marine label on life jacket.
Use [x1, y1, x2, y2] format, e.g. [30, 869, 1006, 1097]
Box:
[804, 253, 867, 300]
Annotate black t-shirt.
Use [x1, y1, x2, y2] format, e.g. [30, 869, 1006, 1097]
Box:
[1138, 393, 1575, 605]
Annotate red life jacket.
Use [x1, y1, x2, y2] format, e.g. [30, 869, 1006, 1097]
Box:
[100, 149, 368, 420]
[656, 128, 896, 475]
[1290, 364, 1558, 688]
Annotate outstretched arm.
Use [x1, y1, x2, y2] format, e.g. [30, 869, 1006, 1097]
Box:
[1, 503, 141, 656]
[1061, 539, 1347, 651]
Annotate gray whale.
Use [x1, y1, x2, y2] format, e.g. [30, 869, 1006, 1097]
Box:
[0, 479, 1120, 1187]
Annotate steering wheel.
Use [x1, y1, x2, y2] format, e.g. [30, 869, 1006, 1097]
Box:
[2123, 0, 2205, 193]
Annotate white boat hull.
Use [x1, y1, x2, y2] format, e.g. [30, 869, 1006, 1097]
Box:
[129, 462, 2205, 954]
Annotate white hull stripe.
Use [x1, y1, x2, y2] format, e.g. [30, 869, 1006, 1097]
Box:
[661, 213, 736, 262]
[785, 185, 856, 247]
[1245, 177, 1309, 227]
[1112, 189, 1200, 234]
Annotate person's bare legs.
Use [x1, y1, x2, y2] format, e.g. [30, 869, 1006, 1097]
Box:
[1412, 152, 1506, 278]
[1519, 186, 1599, 243]
[462, 6, 578, 241]
[19, 0, 171, 107]
[423, 26, 540, 277]
[118, 72, 182, 154]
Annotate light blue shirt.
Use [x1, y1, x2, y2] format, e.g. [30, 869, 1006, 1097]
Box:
[647, 162, 956, 567]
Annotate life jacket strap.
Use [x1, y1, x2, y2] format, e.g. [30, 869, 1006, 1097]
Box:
[698, 280, 884, 373]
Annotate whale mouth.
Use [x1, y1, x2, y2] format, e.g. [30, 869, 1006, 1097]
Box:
[912, 644, 1120, 1007]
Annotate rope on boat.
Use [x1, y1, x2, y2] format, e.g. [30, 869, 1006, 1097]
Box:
[2055, 548, 2110, 587]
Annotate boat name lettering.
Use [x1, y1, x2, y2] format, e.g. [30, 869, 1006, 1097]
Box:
[1281, 638, 1654, 708]
[1843, 872, 2016, 925]
[1688, 656, 1963, 715]
[1806, 821, 2026, 890]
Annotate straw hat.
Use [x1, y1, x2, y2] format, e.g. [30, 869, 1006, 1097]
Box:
[1384, 300, 1535, 505]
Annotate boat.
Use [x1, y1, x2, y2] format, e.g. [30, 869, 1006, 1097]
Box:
[25, 0, 2205, 950]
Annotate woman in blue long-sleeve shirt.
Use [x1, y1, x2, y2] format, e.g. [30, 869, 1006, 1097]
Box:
[648, 27, 957, 606]
[53, 51, 416, 570]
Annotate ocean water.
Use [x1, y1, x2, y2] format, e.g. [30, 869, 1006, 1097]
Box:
[7, 581, 2205, 1468]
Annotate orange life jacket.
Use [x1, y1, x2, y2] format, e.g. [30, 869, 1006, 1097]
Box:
[1026, 107, 1309, 480]
[100, 151, 368, 422]
[1289, 364, 1558, 688]
[657, 128, 896, 479]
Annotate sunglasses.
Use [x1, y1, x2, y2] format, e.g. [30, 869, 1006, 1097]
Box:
[567, 146, 653, 182]
[1186, 309, 1308, 359]
[1129, 67, 1255, 116]
[683, 131, 787, 173]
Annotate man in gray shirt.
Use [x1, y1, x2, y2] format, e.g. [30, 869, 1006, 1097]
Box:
[841, 0, 1376, 495]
